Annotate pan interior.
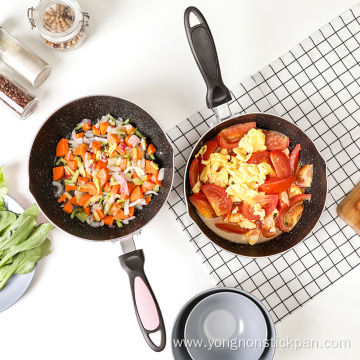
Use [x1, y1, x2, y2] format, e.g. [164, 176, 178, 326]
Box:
[29, 95, 174, 241]
[185, 113, 327, 257]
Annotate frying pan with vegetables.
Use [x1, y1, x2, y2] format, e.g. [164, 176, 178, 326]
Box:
[183, 7, 327, 257]
[29, 95, 174, 351]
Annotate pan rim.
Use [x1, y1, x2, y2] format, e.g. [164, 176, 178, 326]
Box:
[28, 94, 174, 243]
[183, 111, 328, 257]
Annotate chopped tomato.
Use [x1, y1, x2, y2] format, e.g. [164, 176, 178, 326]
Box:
[289, 144, 301, 175]
[198, 140, 219, 173]
[263, 130, 290, 151]
[201, 184, 232, 216]
[259, 214, 277, 238]
[295, 164, 313, 188]
[189, 193, 216, 218]
[259, 177, 295, 194]
[189, 158, 199, 189]
[270, 150, 292, 178]
[215, 223, 249, 234]
[242, 194, 278, 220]
[216, 134, 239, 149]
[219, 122, 256, 142]
[278, 191, 289, 209]
[247, 151, 272, 166]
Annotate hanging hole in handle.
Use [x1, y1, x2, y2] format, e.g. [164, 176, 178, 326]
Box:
[189, 12, 202, 28]
[148, 330, 162, 347]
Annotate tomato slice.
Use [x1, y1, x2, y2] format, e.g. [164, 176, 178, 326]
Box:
[259, 176, 295, 194]
[278, 191, 289, 209]
[247, 151, 272, 166]
[215, 222, 249, 234]
[270, 150, 292, 178]
[242, 194, 278, 220]
[189, 158, 199, 189]
[264, 130, 290, 151]
[189, 193, 216, 218]
[201, 184, 232, 216]
[289, 144, 301, 175]
[277, 193, 311, 232]
[216, 122, 256, 149]
[295, 164, 313, 188]
[199, 140, 219, 174]
[259, 214, 277, 238]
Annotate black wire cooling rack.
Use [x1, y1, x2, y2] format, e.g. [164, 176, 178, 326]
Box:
[166, 5, 360, 323]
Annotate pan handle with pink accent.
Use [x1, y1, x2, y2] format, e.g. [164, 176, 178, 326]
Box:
[184, 6, 231, 109]
[119, 249, 166, 352]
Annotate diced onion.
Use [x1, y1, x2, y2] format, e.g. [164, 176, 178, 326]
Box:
[129, 199, 146, 207]
[158, 168, 164, 181]
[124, 199, 130, 215]
[128, 135, 140, 148]
[52, 181, 64, 197]
[127, 216, 136, 221]
[144, 191, 158, 196]
[77, 119, 92, 125]
[124, 166, 145, 176]
[71, 130, 84, 144]
[107, 165, 122, 172]
[94, 136, 108, 143]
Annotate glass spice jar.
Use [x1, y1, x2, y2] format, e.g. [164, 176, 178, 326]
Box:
[0, 72, 39, 119]
[28, 0, 89, 51]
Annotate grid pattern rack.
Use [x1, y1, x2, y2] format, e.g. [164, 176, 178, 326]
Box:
[167, 5, 360, 323]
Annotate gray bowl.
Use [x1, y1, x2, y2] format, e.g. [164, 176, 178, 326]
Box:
[172, 287, 276, 360]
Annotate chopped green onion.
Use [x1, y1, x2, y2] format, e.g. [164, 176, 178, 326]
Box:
[60, 158, 68, 165]
[153, 185, 160, 192]
[64, 179, 75, 186]
[64, 191, 72, 200]
[76, 195, 82, 203]
[124, 152, 131, 159]
[135, 130, 143, 138]
[93, 210, 101, 222]
[108, 143, 117, 155]
[150, 161, 158, 170]
[142, 175, 148, 181]
[117, 129, 126, 135]
[125, 173, 132, 181]
[133, 178, 143, 186]
[149, 154, 156, 161]
[110, 176, 115, 183]
[107, 114, 117, 123]
[76, 156, 82, 167]
[127, 159, 131, 168]
[56, 157, 63, 166]
[79, 165, 86, 177]
[71, 170, 80, 183]
[75, 123, 84, 130]
[75, 212, 89, 223]
[130, 128, 137, 136]
[122, 119, 130, 125]
[64, 165, 75, 175]
[93, 177, 101, 193]
[140, 138, 147, 151]
[115, 219, 123, 228]
[108, 158, 118, 166]
[110, 181, 119, 186]
[96, 150, 101, 161]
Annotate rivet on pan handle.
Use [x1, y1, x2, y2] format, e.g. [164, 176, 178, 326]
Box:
[184, 6, 232, 110]
[119, 249, 166, 352]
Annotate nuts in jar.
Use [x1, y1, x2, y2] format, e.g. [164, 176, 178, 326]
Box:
[0, 72, 39, 119]
[28, 0, 90, 51]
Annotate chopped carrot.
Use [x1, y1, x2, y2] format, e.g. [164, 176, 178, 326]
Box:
[68, 160, 78, 171]
[141, 181, 155, 193]
[65, 150, 74, 161]
[85, 170, 92, 179]
[78, 194, 92, 207]
[53, 166, 64, 181]
[65, 185, 76, 191]
[108, 149, 118, 158]
[132, 172, 139, 179]
[83, 207, 91, 215]
[132, 148, 143, 162]
[119, 158, 127, 171]
[74, 144, 87, 161]
[120, 192, 129, 200]
[78, 177, 89, 186]
[124, 124, 134, 135]
[92, 141, 101, 154]
[103, 215, 114, 225]
[147, 144, 156, 155]
[82, 123, 92, 132]
[70, 197, 80, 206]
[95, 208, 105, 220]
[145, 160, 159, 175]
[124, 135, 133, 148]
[130, 186, 143, 202]
[75, 132, 84, 139]
[57, 193, 67, 203]
[111, 184, 120, 194]
[144, 197, 151, 205]
[127, 183, 137, 194]
[56, 138, 69, 157]
[63, 201, 73, 214]
[114, 209, 128, 220]
[104, 181, 111, 192]
[128, 207, 135, 217]
[95, 160, 107, 169]
[108, 133, 120, 146]
[100, 122, 109, 135]
[92, 125, 101, 135]
[88, 182, 102, 196]
[95, 168, 108, 187]
[151, 173, 162, 186]
[110, 202, 121, 215]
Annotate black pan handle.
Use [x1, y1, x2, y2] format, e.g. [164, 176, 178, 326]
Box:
[184, 6, 232, 109]
[119, 249, 166, 352]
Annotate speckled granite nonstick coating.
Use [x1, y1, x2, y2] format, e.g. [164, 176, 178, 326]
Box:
[29, 96, 174, 241]
[184, 113, 327, 257]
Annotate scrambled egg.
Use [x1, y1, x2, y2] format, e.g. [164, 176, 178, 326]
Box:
[200, 129, 273, 202]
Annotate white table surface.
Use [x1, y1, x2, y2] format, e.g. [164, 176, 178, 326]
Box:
[1, 0, 360, 359]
